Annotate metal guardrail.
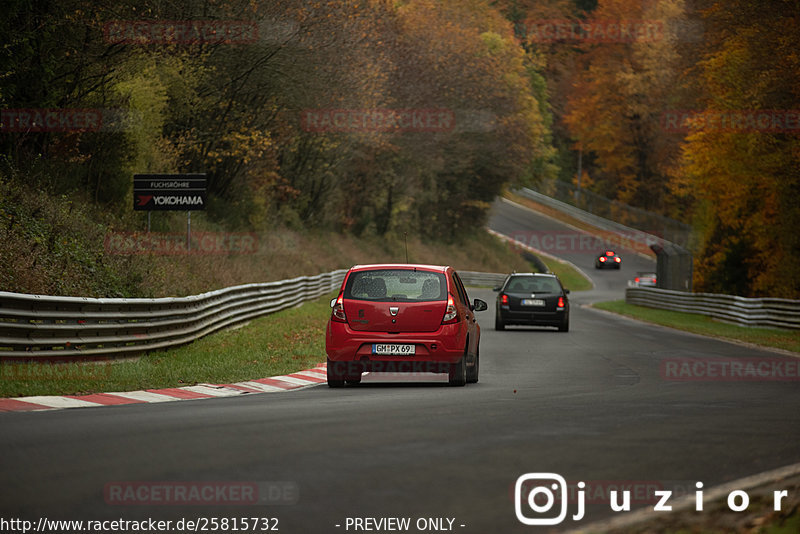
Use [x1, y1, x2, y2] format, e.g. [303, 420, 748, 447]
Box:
[626, 287, 800, 330]
[458, 271, 508, 288]
[0, 270, 348, 361]
[514, 187, 668, 253]
[530, 181, 693, 248]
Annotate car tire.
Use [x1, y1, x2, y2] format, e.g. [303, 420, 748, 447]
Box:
[558, 314, 570, 332]
[495, 312, 505, 331]
[327, 358, 345, 388]
[466, 346, 479, 384]
[345, 376, 361, 385]
[449, 355, 467, 387]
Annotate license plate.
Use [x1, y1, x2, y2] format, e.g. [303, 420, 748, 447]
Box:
[521, 299, 545, 307]
[372, 344, 416, 355]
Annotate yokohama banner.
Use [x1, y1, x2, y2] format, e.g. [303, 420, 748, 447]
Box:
[133, 173, 207, 211]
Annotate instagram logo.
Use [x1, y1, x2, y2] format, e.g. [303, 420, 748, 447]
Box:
[515, 473, 575, 526]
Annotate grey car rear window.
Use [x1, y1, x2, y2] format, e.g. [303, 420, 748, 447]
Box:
[505, 277, 561, 293]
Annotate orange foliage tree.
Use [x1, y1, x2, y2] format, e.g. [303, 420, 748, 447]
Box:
[679, 0, 800, 297]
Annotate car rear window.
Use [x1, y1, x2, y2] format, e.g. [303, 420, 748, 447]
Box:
[505, 276, 561, 293]
[344, 270, 447, 302]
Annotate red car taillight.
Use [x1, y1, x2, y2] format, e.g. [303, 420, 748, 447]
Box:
[557, 296, 565, 308]
[442, 294, 459, 324]
[331, 295, 347, 323]
[599, 256, 606, 262]
[614, 257, 621, 263]
[635, 277, 640, 283]
[500, 294, 509, 305]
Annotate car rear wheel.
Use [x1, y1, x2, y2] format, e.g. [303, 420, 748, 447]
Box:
[495, 311, 505, 331]
[558, 314, 570, 332]
[466, 346, 479, 384]
[327, 358, 345, 388]
[449, 354, 467, 387]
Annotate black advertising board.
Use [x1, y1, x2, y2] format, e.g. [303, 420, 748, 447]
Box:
[133, 174, 207, 211]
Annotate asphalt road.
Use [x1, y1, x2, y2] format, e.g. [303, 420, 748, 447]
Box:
[1, 199, 798, 533]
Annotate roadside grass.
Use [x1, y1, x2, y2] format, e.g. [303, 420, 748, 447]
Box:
[593, 300, 800, 353]
[489, 230, 593, 291]
[0, 294, 333, 398]
[542, 256, 593, 292]
[0, 173, 536, 298]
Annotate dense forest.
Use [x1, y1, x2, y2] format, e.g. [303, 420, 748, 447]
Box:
[1, 0, 798, 298]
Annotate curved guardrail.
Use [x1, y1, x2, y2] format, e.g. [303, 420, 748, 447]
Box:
[626, 287, 800, 330]
[0, 270, 348, 361]
[513, 187, 668, 252]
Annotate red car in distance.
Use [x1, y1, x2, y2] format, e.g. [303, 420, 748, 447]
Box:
[325, 264, 487, 387]
[595, 250, 622, 269]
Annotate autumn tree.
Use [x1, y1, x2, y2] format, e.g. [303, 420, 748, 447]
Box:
[678, 0, 800, 298]
[560, 0, 695, 212]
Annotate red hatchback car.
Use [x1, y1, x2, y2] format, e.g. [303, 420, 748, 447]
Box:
[325, 264, 487, 387]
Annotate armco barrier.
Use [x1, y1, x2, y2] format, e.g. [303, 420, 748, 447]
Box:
[0, 268, 510, 361]
[523, 182, 693, 248]
[458, 271, 508, 288]
[0, 270, 348, 361]
[626, 287, 800, 330]
[514, 187, 668, 253]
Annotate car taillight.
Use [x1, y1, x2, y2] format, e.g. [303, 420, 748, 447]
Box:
[606, 251, 614, 256]
[501, 294, 509, 305]
[599, 256, 606, 262]
[635, 277, 640, 283]
[442, 294, 459, 324]
[614, 257, 621, 262]
[331, 295, 346, 323]
[557, 296, 565, 308]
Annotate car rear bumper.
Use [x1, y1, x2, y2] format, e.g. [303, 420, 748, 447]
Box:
[499, 307, 567, 326]
[325, 321, 466, 368]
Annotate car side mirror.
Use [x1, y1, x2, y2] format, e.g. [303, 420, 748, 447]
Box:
[565, 289, 570, 294]
[492, 287, 501, 292]
[472, 299, 488, 312]
[330, 298, 337, 308]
